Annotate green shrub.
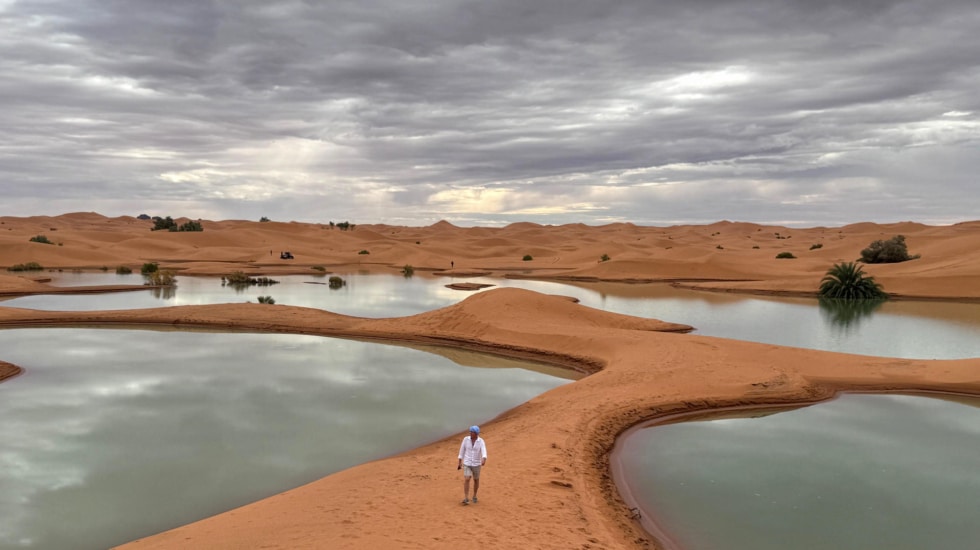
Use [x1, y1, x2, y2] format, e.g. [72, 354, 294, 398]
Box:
[151, 216, 203, 232]
[224, 271, 250, 285]
[600, 254, 610, 262]
[819, 262, 887, 300]
[522, 254, 533, 261]
[402, 265, 415, 277]
[859, 235, 919, 264]
[141, 262, 159, 275]
[810, 243, 823, 250]
[260, 216, 271, 222]
[358, 250, 370, 255]
[116, 266, 133, 274]
[311, 266, 326, 272]
[151, 216, 176, 231]
[257, 295, 276, 304]
[328, 275, 346, 289]
[775, 252, 796, 259]
[752, 245, 760, 249]
[144, 270, 177, 286]
[7, 262, 43, 272]
[176, 220, 203, 232]
[29, 235, 54, 244]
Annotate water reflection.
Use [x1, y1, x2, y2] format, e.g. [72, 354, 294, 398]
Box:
[3, 273, 980, 359]
[617, 394, 980, 550]
[817, 298, 886, 331]
[148, 286, 176, 300]
[0, 328, 574, 550]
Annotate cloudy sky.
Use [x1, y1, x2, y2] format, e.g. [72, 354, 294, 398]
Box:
[1, 0, 977, 227]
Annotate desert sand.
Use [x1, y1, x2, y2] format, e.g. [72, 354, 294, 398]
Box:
[1, 213, 979, 550]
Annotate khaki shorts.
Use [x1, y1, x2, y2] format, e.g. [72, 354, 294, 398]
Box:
[463, 465, 482, 479]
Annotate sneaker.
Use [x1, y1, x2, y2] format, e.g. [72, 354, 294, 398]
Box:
[472, 497, 478, 504]
[461, 498, 469, 505]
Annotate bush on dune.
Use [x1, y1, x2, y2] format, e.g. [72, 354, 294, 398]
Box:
[29, 235, 54, 245]
[7, 262, 43, 272]
[859, 235, 919, 264]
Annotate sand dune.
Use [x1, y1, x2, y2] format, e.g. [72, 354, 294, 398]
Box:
[4, 212, 977, 300]
[1, 213, 979, 549]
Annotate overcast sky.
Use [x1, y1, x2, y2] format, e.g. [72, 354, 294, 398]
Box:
[1, 0, 977, 227]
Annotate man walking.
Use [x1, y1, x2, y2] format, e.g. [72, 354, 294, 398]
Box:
[457, 425, 487, 505]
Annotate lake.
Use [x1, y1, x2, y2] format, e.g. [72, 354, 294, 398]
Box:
[615, 393, 980, 550]
[0, 328, 575, 549]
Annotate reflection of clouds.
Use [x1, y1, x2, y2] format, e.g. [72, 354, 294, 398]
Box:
[0, 328, 569, 549]
[624, 394, 980, 549]
[5, 272, 980, 358]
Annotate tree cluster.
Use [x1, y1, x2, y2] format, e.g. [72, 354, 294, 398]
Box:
[151, 216, 204, 232]
[859, 235, 918, 264]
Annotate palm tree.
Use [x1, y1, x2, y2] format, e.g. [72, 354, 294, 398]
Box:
[818, 262, 887, 300]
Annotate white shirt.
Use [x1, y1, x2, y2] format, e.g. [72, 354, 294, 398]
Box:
[458, 436, 487, 467]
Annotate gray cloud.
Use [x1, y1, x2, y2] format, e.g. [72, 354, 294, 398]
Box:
[1, 0, 977, 226]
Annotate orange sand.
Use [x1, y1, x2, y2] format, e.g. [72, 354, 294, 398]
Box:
[1, 213, 979, 550]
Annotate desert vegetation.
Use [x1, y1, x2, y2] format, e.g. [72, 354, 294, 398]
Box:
[29, 235, 54, 244]
[143, 270, 177, 286]
[860, 235, 919, 263]
[328, 276, 346, 288]
[222, 272, 280, 287]
[775, 252, 796, 259]
[818, 261, 887, 300]
[151, 216, 204, 232]
[7, 262, 43, 272]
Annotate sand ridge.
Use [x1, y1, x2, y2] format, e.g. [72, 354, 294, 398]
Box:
[1, 213, 979, 549]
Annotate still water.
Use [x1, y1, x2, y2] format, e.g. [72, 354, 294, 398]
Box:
[3, 272, 979, 549]
[3, 272, 979, 359]
[616, 393, 980, 550]
[0, 329, 574, 549]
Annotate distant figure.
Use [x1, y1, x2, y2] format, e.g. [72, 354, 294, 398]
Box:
[457, 425, 487, 505]
[451, 260, 454, 269]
